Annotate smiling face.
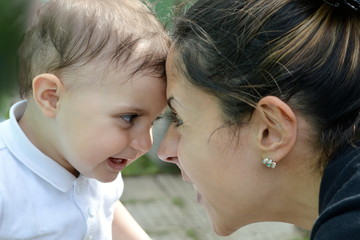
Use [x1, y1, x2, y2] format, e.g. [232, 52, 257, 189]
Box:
[158, 50, 282, 235]
[51, 62, 167, 183]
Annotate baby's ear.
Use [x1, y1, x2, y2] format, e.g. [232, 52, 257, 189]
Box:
[32, 73, 64, 118]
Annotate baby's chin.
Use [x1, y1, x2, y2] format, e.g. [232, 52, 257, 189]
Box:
[85, 168, 121, 183]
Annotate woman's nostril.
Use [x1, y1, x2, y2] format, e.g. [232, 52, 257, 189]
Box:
[166, 157, 178, 163]
[158, 154, 178, 163]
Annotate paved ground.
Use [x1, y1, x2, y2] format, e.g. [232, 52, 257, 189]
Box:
[121, 174, 310, 240]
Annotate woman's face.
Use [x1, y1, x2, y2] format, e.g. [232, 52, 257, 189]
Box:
[158, 50, 273, 235]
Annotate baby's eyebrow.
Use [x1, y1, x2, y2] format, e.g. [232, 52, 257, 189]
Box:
[118, 105, 146, 114]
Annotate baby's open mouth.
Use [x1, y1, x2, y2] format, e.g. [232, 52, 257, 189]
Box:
[108, 157, 128, 171]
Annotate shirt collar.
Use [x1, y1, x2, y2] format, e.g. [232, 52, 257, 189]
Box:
[1, 100, 76, 192]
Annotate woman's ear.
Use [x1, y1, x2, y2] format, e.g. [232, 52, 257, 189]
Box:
[32, 73, 64, 118]
[252, 96, 297, 163]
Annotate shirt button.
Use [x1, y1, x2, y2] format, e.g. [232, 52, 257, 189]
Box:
[88, 207, 96, 217]
[76, 184, 83, 194]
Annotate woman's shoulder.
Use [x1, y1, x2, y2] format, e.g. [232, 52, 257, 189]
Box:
[311, 145, 360, 239]
[320, 145, 360, 207]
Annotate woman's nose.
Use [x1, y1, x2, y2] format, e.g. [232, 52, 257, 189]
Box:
[157, 124, 180, 163]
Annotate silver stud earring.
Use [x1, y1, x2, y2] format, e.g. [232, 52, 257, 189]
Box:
[262, 157, 277, 168]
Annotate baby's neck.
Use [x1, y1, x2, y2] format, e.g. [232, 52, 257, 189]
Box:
[18, 102, 49, 153]
[18, 101, 79, 177]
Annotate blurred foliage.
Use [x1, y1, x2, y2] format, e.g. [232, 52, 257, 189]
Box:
[0, 0, 30, 114]
[122, 154, 179, 176]
[150, 0, 194, 28]
[150, 0, 178, 25]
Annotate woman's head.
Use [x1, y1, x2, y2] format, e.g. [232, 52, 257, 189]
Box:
[171, 0, 360, 168]
[159, 0, 360, 235]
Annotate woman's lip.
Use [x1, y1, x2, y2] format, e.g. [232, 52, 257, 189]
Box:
[178, 170, 202, 203]
[179, 169, 192, 182]
[181, 172, 202, 204]
[182, 175, 191, 182]
[192, 184, 202, 204]
[196, 192, 202, 203]
[107, 157, 128, 171]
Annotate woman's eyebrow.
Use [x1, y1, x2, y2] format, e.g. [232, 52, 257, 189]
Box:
[168, 96, 187, 111]
[167, 97, 175, 111]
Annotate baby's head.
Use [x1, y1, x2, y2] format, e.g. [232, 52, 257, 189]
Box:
[18, 0, 170, 96]
[17, 0, 170, 182]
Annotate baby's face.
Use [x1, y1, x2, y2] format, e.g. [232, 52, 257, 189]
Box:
[52, 63, 167, 182]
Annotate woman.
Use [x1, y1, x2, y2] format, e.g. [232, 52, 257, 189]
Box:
[157, 0, 360, 239]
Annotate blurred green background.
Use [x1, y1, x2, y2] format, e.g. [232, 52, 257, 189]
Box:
[0, 0, 29, 118]
[0, 0, 182, 175]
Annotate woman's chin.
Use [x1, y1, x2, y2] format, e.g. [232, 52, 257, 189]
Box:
[211, 220, 236, 236]
[203, 205, 238, 236]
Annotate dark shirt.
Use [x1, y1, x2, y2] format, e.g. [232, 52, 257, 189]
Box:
[311, 145, 360, 239]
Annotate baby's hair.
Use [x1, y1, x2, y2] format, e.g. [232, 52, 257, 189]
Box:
[172, 0, 360, 169]
[18, 0, 170, 97]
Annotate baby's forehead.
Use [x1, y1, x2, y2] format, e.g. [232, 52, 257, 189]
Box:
[61, 56, 163, 86]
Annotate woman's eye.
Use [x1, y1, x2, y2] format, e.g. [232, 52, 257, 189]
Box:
[121, 114, 138, 123]
[151, 116, 163, 126]
[166, 111, 183, 127]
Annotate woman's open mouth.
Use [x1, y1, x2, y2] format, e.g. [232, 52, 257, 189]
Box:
[107, 157, 128, 171]
[193, 184, 202, 203]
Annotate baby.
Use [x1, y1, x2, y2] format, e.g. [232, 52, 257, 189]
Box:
[0, 0, 170, 239]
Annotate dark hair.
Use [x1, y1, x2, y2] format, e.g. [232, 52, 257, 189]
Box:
[172, 0, 360, 169]
[18, 0, 170, 97]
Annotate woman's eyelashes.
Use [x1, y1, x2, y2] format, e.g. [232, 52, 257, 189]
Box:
[151, 116, 163, 126]
[166, 110, 183, 127]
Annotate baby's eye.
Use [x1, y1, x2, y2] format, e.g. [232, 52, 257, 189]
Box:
[121, 114, 139, 123]
[166, 111, 183, 127]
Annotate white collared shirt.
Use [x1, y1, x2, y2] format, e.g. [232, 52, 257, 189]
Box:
[0, 101, 124, 240]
